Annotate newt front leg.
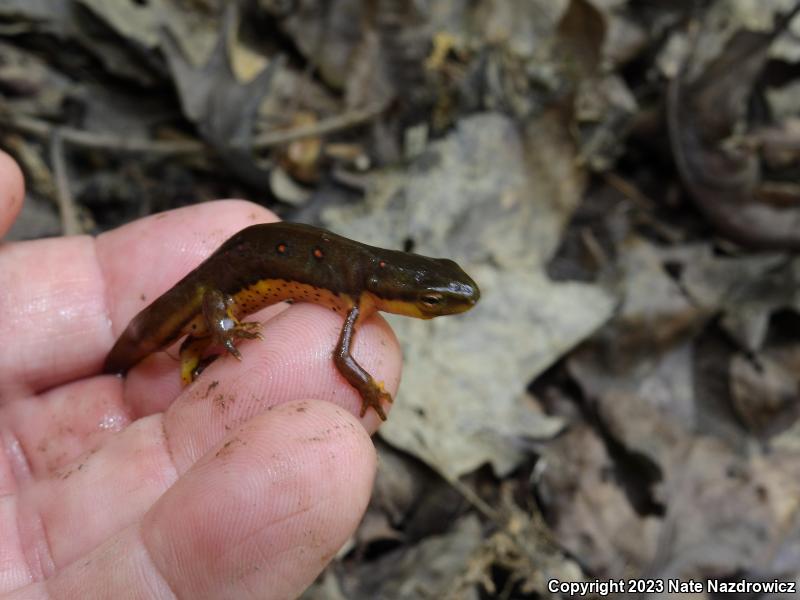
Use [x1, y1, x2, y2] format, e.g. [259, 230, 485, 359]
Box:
[334, 304, 393, 421]
[179, 289, 264, 386]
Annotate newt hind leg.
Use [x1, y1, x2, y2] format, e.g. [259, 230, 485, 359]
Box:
[334, 305, 393, 421]
[179, 335, 213, 385]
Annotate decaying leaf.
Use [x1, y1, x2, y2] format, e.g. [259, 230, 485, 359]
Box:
[161, 3, 282, 188]
[538, 422, 662, 577]
[367, 442, 466, 542]
[605, 238, 710, 361]
[552, 227, 800, 582]
[545, 365, 800, 583]
[460, 482, 583, 597]
[680, 248, 800, 351]
[668, 5, 800, 249]
[278, 0, 364, 92]
[730, 347, 800, 438]
[337, 515, 483, 600]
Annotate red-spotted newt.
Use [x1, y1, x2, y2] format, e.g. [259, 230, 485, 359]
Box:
[103, 222, 480, 420]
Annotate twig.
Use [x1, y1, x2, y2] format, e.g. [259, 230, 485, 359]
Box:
[604, 171, 656, 210]
[49, 130, 82, 236]
[448, 477, 502, 522]
[251, 101, 387, 149]
[750, 124, 800, 155]
[580, 226, 609, 269]
[1, 111, 203, 155]
[0, 101, 387, 156]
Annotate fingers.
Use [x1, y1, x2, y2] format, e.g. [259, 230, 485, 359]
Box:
[123, 303, 402, 428]
[0, 200, 276, 394]
[9, 401, 376, 600]
[0, 236, 111, 397]
[0, 151, 24, 238]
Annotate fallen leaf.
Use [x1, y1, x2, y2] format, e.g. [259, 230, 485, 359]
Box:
[538, 423, 662, 577]
[730, 348, 800, 438]
[667, 6, 800, 249]
[161, 3, 282, 188]
[339, 515, 483, 599]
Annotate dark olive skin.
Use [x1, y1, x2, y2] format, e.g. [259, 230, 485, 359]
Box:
[104, 222, 480, 420]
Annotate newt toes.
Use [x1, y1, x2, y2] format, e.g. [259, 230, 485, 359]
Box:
[103, 222, 480, 420]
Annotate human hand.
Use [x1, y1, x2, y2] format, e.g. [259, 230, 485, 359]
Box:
[0, 151, 401, 598]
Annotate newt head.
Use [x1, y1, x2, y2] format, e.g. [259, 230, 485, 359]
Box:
[365, 253, 480, 319]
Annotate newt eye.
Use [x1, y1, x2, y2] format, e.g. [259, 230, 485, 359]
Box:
[421, 293, 443, 307]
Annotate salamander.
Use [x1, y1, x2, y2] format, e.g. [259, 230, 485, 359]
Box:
[103, 222, 480, 420]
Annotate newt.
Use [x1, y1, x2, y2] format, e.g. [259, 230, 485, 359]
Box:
[103, 222, 480, 420]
